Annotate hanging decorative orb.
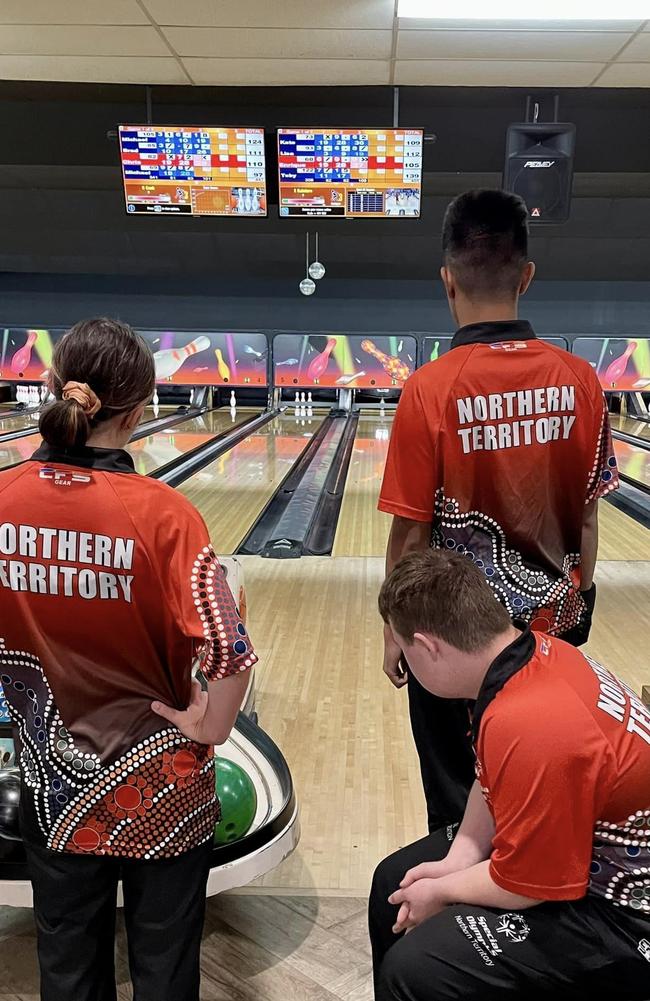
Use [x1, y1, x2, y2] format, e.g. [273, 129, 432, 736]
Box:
[299, 277, 316, 296]
[308, 261, 326, 281]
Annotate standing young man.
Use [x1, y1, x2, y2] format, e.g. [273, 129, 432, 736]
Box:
[378, 189, 618, 830]
[371, 550, 650, 1001]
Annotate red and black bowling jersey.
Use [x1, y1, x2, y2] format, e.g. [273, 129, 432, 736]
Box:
[475, 630, 650, 912]
[0, 444, 257, 859]
[379, 321, 619, 636]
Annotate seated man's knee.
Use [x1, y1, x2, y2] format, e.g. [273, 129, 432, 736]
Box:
[370, 850, 402, 915]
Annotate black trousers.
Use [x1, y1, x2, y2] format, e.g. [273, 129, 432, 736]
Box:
[370, 828, 650, 1001]
[407, 584, 598, 831]
[25, 838, 212, 1001]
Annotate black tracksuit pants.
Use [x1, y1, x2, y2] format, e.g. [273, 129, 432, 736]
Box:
[25, 838, 212, 1001]
[370, 828, 650, 1001]
[408, 586, 598, 831]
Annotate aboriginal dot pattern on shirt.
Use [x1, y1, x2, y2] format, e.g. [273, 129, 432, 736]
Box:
[0, 549, 256, 859]
[432, 491, 584, 635]
[591, 812, 650, 914]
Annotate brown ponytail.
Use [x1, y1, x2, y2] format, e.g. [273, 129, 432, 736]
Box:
[39, 318, 155, 451]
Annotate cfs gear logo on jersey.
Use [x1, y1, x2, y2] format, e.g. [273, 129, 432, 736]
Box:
[39, 467, 91, 487]
[638, 939, 650, 963]
[540, 637, 552, 656]
[488, 341, 528, 352]
[495, 913, 530, 944]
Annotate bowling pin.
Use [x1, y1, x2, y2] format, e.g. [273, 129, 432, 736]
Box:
[230, 406, 237, 423]
[11, 331, 37, 375]
[300, 392, 306, 404]
[307, 391, 313, 405]
[153, 403, 160, 418]
[153, 336, 210, 380]
[604, 341, 638, 387]
[215, 348, 231, 382]
[295, 391, 300, 405]
[307, 405, 313, 417]
[230, 390, 236, 408]
[251, 188, 260, 213]
[306, 338, 337, 383]
[380, 400, 386, 417]
[153, 390, 159, 407]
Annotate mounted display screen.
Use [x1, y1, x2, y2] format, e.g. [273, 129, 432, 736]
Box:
[573, 337, 650, 392]
[273, 334, 416, 388]
[277, 128, 423, 218]
[0, 328, 64, 381]
[119, 125, 267, 217]
[139, 331, 268, 387]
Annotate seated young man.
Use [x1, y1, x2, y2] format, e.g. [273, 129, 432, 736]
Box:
[370, 549, 650, 1001]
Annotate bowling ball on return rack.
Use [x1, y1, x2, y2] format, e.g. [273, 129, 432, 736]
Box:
[0, 768, 21, 841]
[214, 757, 257, 845]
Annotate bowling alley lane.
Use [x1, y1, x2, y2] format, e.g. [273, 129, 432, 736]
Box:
[0, 410, 41, 436]
[610, 413, 650, 444]
[332, 412, 394, 557]
[126, 407, 257, 475]
[330, 410, 650, 562]
[179, 412, 325, 554]
[0, 407, 256, 473]
[614, 436, 650, 492]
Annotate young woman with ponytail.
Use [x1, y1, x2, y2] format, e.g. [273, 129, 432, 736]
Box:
[0, 318, 257, 1001]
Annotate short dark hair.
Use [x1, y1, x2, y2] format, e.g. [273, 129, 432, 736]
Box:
[379, 549, 511, 653]
[442, 189, 529, 300]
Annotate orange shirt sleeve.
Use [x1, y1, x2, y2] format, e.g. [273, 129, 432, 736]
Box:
[163, 501, 257, 681]
[378, 372, 441, 522]
[586, 383, 619, 503]
[480, 691, 615, 900]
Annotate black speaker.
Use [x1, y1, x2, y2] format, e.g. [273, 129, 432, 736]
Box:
[503, 122, 576, 224]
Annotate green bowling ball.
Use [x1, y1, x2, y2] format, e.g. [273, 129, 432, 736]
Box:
[214, 756, 257, 845]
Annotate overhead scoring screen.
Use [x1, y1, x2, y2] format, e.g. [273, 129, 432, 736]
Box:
[118, 125, 267, 217]
[277, 128, 423, 218]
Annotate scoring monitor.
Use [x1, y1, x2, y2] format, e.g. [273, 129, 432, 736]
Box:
[277, 127, 423, 218]
[118, 125, 267, 217]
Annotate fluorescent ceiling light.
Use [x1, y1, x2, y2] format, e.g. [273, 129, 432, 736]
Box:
[398, 0, 649, 17]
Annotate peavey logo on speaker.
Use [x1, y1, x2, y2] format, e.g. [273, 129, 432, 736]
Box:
[523, 161, 555, 168]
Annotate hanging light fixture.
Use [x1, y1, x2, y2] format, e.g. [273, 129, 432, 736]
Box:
[308, 232, 326, 281]
[299, 232, 316, 296]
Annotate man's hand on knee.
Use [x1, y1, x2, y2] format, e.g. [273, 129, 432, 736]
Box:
[389, 878, 448, 933]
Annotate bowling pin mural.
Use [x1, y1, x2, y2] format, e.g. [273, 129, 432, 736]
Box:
[430, 340, 440, 362]
[604, 341, 638, 388]
[306, 338, 337, 382]
[153, 336, 210, 380]
[215, 348, 231, 382]
[11, 331, 37, 375]
[360, 339, 411, 384]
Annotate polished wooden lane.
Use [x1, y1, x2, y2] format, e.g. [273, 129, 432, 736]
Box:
[126, 407, 257, 476]
[333, 415, 393, 558]
[0, 407, 248, 473]
[614, 438, 650, 492]
[182, 412, 324, 555]
[0, 404, 189, 470]
[332, 413, 650, 561]
[610, 413, 650, 442]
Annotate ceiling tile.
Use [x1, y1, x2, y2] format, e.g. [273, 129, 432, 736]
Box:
[617, 33, 650, 59]
[596, 62, 650, 84]
[182, 57, 391, 85]
[394, 59, 602, 86]
[0, 55, 187, 84]
[144, 0, 396, 29]
[0, 0, 148, 24]
[0, 25, 170, 57]
[397, 29, 628, 60]
[165, 27, 392, 59]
